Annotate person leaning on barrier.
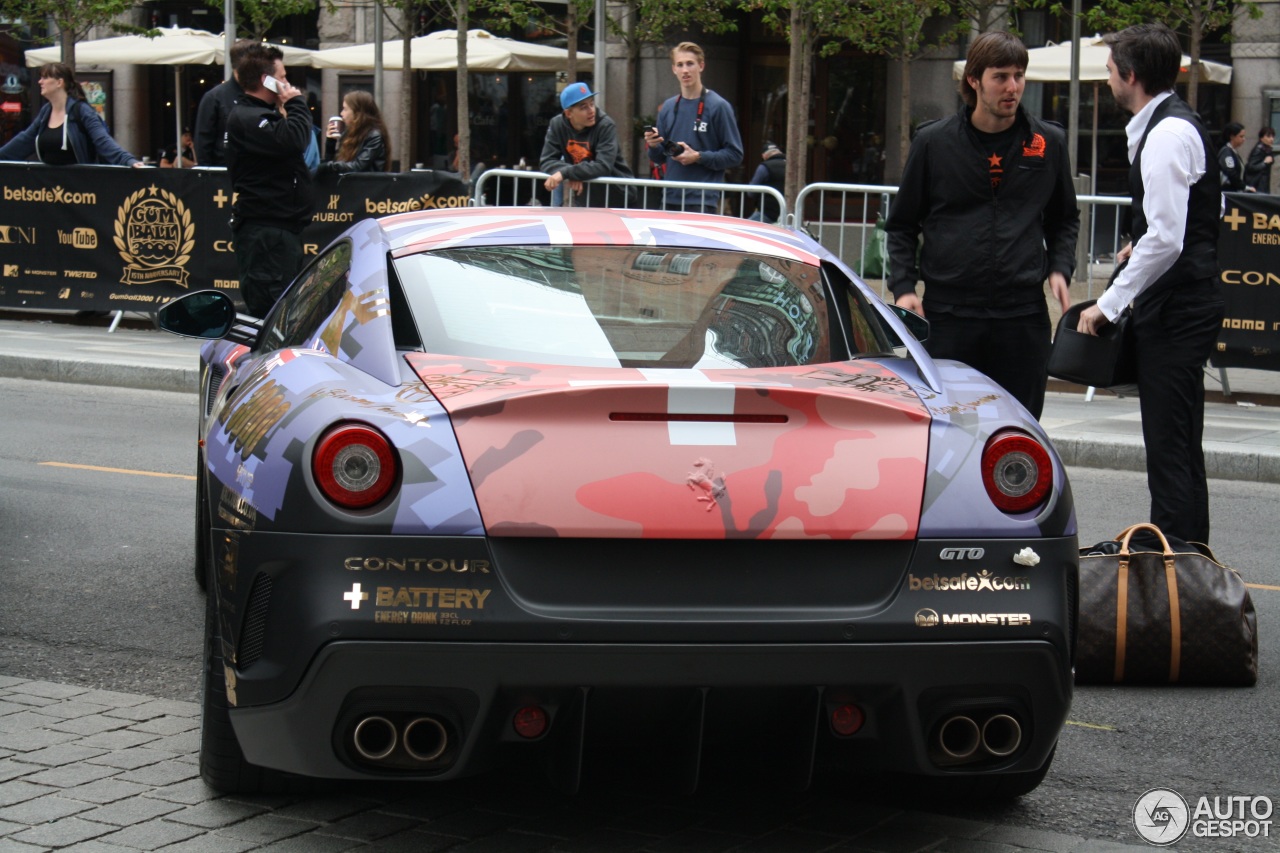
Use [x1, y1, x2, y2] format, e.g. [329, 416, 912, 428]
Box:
[747, 141, 786, 222]
[1245, 126, 1274, 193]
[318, 90, 389, 174]
[540, 82, 634, 208]
[885, 31, 1078, 421]
[194, 38, 257, 167]
[224, 43, 316, 319]
[1076, 24, 1225, 544]
[644, 42, 744, 214]
[0, 63, 142, 167]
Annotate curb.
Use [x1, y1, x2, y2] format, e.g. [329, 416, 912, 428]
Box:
[0, 354, 198, 395]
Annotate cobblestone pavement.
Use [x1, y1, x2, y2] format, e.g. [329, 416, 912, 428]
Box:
[0, 677, 1159, 853]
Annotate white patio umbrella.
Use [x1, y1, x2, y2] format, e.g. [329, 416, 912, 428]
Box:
[26, 27, 316, 167]
[949, 36, 1232, 85]
[951, 36, 1232, 192]
[311, 28, 592, 72]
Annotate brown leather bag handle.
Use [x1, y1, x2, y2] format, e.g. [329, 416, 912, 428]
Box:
[1111, 523, 1181, 682]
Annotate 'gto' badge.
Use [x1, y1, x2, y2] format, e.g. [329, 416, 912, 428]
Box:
[940, 547, 985, 560]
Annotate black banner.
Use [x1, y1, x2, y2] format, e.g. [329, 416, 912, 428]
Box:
[0, 165, 469, 313]
[1214, 192, 1280, 371]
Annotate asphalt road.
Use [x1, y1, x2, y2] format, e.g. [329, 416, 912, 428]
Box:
[2, 377, 1277, 850]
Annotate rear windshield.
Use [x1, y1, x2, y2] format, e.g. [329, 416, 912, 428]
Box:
[392, 246, 832, 369]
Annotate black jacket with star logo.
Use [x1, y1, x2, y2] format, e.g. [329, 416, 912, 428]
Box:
[886, 106, 1079, 315]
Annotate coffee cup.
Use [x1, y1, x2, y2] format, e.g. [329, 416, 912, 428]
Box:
[327, 116, 344, 138]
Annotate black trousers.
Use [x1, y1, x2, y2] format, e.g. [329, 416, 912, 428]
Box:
[1133, 279, 1225, 544]
[923, 309, 1052, 419]
[235, 221, 305, 319]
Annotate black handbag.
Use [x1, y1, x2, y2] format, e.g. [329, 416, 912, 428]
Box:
[1048, 300, 1135, 388]
[1075, 523, 1258, 685]
[1047, 262, 1136, 389]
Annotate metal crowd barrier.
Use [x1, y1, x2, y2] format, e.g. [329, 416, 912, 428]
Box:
[472, 171, 1132, 300]
[792, 181, 1133, 299]
[472, 168, 788, 223]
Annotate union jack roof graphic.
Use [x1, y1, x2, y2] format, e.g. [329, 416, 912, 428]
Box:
[381, 207, 821, 264]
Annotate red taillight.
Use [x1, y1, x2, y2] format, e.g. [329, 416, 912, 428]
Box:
[981, 430, 1052, 513]
[513, 706, 549, 739]
[831, 703, 865, 737]
[313, 423, 397, 509]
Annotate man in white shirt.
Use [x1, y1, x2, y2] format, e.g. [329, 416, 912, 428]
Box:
[1077, 23, 1224, 544]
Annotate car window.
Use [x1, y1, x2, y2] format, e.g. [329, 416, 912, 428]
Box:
[257, 241, 353, 351]
[392, 246, 831, 369]
[820, 262, 897, 358]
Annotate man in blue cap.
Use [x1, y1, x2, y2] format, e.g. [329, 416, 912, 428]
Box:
[540, 81, 634, 208]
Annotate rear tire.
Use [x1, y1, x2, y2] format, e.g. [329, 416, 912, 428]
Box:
[199, 573, 320, 794]
[194, 461, 210, 592]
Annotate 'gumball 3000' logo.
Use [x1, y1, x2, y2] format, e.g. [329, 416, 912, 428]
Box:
[114, 187, 193, 288]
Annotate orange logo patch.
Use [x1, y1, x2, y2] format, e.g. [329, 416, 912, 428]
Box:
[566, 139, 592, 165]
[1022, 133, 1046, 159]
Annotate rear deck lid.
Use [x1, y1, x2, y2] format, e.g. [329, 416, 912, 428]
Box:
[407, 354, 930, 539]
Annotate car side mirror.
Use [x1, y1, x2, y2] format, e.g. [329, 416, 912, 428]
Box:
[155, 291, 236, 339]
[890, 304, 929, 342]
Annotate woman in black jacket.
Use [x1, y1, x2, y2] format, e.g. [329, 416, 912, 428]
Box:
[319, 90, 388, 174]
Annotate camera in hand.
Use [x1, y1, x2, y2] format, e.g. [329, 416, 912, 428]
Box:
[661, 139, 683, 157]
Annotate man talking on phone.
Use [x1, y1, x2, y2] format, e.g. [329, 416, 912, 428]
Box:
[225, 43, 316, 318]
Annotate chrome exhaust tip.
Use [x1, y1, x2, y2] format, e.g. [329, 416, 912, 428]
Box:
[403, 716, 449, 762]
[981, 713, 1022, 757]
[937, 714, 981, 759]
[352, 715, 397, 761]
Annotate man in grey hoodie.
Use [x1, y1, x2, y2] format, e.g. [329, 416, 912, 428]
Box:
[540, 82, 633, 208]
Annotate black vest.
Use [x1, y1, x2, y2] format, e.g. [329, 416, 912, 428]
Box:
[1129, 95, 1220, 301]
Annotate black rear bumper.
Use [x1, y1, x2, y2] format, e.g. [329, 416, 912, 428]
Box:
[230, 638, 1071, 787]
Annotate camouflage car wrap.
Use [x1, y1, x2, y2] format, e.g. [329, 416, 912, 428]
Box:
[179, 208, 1076, 796]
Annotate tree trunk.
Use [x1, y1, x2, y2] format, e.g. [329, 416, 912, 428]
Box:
[566, 2, 578, 86]
[783, 0, 808, 221]
[456, 6, 470, 184]
[401, 5, 414, 173]
[896, 54, 912, 183]
[621, 1, 639, 170]
[59, 27, 75, 68]
[1186, 12, 1203, 111]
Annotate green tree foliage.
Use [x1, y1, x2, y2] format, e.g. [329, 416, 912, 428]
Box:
[1071, 0, 1259, 109]
[205, 0, 319, 41]
[0, 0, 137, 66]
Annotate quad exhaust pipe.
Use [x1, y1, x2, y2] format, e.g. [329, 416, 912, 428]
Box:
[931, 710, 1023, 765]
[351, 714, 450, 765]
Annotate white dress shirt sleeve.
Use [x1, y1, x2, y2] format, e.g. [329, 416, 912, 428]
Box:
[1097, 117, 1207, 321]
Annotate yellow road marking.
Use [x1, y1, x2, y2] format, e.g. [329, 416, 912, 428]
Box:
[1066, 720, 1117, 731]
[40, 461, 196, 481]
[1247, 583, 1280, 592]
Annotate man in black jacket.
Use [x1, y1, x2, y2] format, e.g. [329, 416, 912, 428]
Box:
[225, 44, 315, 318]
[1245, 126, 1274, 193]
[1077, 24, 1224, 544]
[193, 38, 256, 167]
[1218, 121, 1247, 192]
[886, 31, 1078, 420]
